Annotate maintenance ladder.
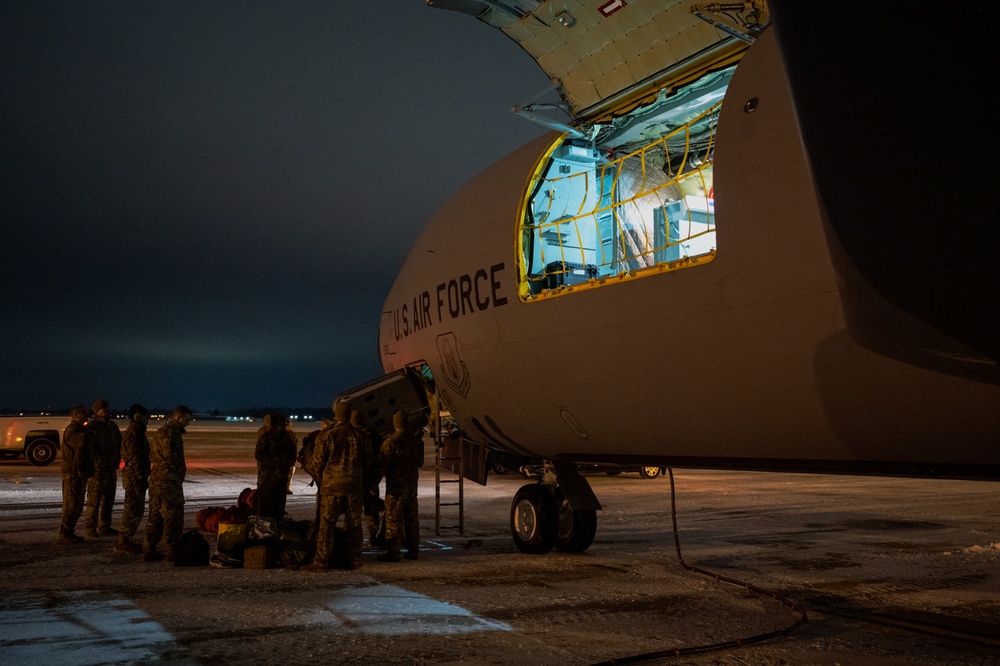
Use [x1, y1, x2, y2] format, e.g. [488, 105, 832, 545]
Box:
[434, 431, 464, 536]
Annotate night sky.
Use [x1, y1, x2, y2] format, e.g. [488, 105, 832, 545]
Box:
[2, 2, 549, 413]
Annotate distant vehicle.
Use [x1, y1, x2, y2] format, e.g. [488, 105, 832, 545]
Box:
[490, 454, 662, 480]
[596, 465, 664, 480]
[0, 415, 70, 466]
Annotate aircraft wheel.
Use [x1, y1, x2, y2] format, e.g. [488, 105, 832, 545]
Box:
[510, 484, 557, 554]
[639, 466, 661, 479]
[25, 439, 57, 466]
[0, 451, 21, 460]
[554, 488, 597, 553]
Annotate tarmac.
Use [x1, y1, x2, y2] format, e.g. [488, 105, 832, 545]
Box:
[2, 424, 999, 664]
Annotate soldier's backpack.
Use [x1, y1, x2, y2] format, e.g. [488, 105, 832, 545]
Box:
[298, 429, 321, 481]
[175, 529, 210, 567]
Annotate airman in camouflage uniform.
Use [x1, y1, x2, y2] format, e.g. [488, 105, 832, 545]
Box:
[115, 404, 150, 554]
[86, 399, 122, 537]
[351, 409, 385, 548]
[378, 410, 424, 562]
[304, 401, 372, 570]
[254, 412, 297, 524]
[144, 405, 191, 562]
[56, 405, 93, 544]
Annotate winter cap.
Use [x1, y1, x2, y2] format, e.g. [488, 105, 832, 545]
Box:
[128, 403, 149, 421]
[70, 405, 88, 421]
[92, 399, 109, 413]
[393, 410, 408, 432]
[333, 401, 351, 423]
[268, 412, 287, 429]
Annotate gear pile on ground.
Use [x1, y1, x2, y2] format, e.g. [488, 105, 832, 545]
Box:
[197, 487, 314, 569]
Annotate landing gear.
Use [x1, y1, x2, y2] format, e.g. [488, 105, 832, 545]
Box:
[510, 484, 558, 554]
[554, 488, 597, 552]
[510, 461, 602, 554]
[510, 485, 598, 554]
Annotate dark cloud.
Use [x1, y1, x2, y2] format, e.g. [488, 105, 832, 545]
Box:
[1, 1, 549, 411]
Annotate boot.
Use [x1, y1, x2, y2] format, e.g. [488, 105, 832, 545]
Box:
[98, 526, 119, 537]
[114, 536, 142, 554]
[164, 549, 177, 563]
[56, 532, 84, 545]
[302, 560, 329, 572]
[379, 537, 401, 563]
[377, 551, 401, 563]
[143, 548, 165, 562]
[86, 528, 99, 539]
[404, 549, 419, 561]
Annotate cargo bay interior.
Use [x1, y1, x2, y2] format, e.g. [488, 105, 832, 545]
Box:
[519, 66, 734, 299]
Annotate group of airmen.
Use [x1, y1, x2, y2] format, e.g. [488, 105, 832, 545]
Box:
[299, 401, 425, 569]
[56, 398, 425, 569]
[57, 400, 191, 561]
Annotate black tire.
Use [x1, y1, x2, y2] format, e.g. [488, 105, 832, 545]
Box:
[554, 488, 597, 553]
[639, 466, 661, 479]
[25, 439, 57, 466]
[510, 484, 558, 554]
[491, 459, 511, 475]
[0, 450, 21, 460]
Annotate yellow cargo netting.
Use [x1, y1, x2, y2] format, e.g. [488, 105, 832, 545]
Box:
[519, 102, 720, 301]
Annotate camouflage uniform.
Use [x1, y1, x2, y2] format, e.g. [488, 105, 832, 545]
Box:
[118, 420, 150, 543]
[255, 415, 297, 523]
[144, 415, 187, 558]
[379, 412, 424, 561]
[299, 424, 328, 485]
[309, 410, 371, 569]
[299, 424, 328, 531]
[351, 411, 384, 547]
[57, 414, 93, 542]
[86, 410, 122, 535]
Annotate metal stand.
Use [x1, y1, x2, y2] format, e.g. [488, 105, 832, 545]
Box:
[433, 410, 464, 536]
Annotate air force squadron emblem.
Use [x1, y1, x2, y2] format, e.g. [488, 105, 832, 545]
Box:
[436, 332, 471, 398]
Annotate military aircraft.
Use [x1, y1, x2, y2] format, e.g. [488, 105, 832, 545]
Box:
[346, 0, 999, 555]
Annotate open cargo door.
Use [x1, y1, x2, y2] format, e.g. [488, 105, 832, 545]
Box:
[427, 0, 766, 121]
[335, 369, 429, 438]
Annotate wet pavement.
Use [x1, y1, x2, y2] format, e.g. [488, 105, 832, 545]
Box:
[2, 425, 999, 664]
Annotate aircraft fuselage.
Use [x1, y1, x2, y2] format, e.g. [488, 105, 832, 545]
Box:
[379, 28, 1000, 478]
